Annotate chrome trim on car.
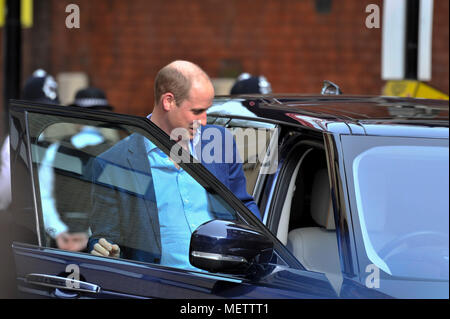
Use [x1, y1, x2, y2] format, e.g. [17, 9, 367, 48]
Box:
[26, 273, 101, 294]
[191, 251, 248, 264]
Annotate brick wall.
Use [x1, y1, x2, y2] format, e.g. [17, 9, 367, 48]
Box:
[0, 0, 448, 119]
[432, 0, 449, 94]
[45, 0, 387, 116]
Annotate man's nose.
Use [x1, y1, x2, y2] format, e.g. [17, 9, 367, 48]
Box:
[197, 112, 207, 125]
[202, 111, 208, 123]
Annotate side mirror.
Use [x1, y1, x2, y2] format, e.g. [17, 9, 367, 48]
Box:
[189, 220, 274, 276]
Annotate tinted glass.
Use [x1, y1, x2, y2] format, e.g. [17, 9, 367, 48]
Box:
[207, 115, 278, 196]
[342, 135, 449, 281]
[29, 113, 240, 272]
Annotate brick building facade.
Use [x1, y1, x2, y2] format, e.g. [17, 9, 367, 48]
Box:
[0, 0, 448, 118]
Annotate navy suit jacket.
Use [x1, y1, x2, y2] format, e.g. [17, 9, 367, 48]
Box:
[88, 125, 260, 263]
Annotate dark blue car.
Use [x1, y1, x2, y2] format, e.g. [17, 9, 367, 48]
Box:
[2, 94, 448, 299]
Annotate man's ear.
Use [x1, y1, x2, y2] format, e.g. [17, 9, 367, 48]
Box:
[161, 93, 176, 111]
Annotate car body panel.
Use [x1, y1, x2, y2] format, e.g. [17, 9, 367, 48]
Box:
[14, 242, 390, 299]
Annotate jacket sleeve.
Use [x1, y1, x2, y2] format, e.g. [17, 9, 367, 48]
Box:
[87, 157, 122, 254]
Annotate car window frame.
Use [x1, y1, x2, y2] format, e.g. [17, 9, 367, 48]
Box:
[263, 129, 336, 270]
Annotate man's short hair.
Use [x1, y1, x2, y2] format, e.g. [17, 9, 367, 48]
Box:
[154, 61, 212, 107]
[154, 65, 191, 106]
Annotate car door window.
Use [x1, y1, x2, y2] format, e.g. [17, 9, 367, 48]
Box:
[207, 115, 278, 198]
[29, 113, 242, 272]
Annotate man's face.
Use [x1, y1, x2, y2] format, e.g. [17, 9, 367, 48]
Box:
[168, 79, 214, 140]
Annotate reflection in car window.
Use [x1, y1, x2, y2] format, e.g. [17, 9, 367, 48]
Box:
[30, 115, 240, 273]
[207, 115, 278, 197]
[89, 133, 237, 270]
[32, 122, 125, 252]
[344, 136, 449, 281]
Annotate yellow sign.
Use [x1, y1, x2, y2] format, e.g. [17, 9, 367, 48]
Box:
[383, 80, 449, 100]
[0, 0, 33, 28]
[0, 0, 5, 27]
[21, 0, 33, 28]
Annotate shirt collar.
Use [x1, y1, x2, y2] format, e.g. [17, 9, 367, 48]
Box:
[145, 113, 164, 154]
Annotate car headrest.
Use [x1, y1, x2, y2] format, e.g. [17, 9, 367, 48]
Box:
[310, 169, 335, 230]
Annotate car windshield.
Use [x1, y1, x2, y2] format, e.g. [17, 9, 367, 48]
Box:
[342, 135, 449, 281]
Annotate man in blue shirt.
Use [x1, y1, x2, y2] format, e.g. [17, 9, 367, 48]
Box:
[88, 61, 260, 269]
[143, 139, 214, 270]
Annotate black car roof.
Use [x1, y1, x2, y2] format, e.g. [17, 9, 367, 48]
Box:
[211, 95, 449, 137]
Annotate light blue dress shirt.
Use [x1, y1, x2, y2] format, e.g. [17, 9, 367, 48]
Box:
[144, 138, 213, 271]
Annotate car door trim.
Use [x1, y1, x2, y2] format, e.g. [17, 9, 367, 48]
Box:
[26, 273, 101, 294]
[23, 111, 43, 246]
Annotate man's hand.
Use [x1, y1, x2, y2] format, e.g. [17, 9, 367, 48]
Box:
[91, 238, 120, 258]
[55, 232, 88, 252]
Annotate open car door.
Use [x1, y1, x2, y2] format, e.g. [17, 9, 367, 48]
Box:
[6, 100, 340, 299]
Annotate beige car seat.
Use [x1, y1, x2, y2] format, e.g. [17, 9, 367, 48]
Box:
[287, 169, 341, 278]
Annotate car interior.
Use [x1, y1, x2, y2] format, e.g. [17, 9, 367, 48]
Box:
[207, 115, 342, 278]
[275, 143, 342, 277]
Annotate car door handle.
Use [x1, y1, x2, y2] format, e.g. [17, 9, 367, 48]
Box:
[26, 273, 101, 294]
